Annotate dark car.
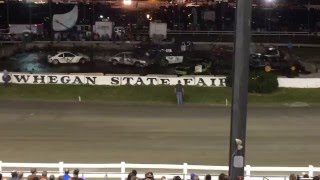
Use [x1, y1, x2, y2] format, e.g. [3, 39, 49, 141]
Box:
[133, 43, 176, 58]
[175, 59, 212, 76]
[250, 53, 307, 77]
[264, 47, 281, 59]
[211, 55, 233, 75]
[249, 53, 269, 71]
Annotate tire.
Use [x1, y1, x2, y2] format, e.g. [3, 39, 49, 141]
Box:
[52, 59, 59, 65]
[112, 60, 118, 66]
[160, 60, 169, 67]
[135, 62, 142, 67]
[79, 58, 86, 64]
[264, 65, 272, 72]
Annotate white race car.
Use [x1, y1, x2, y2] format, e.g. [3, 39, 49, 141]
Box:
[185, 2, 200, 7]
[48, 52, 90, 65]
[108, 52, 150, 67]
[159, 52, 184, 66]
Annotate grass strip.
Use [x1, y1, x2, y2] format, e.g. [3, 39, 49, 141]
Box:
[0, 84, 319, 105]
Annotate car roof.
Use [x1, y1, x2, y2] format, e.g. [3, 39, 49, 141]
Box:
[117, 52, 132, 54]
[266, 47, 277, 50]
[57, 51, 73, 54]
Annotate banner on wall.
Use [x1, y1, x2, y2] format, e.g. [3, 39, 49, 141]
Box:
[0, 73, 227, 87]
[1, 73, 319, 88]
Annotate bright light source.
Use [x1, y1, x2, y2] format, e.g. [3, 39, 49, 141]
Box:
[123, 0, 132, 5]
[266, 0, 274, 2]
[99, 15, 104, 19]
[146, 14, 150, 19]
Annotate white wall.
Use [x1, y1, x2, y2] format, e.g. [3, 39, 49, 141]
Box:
[1, 72, 320, 88]
[278, 78, 320, 88]
[0, 73, 227, 87]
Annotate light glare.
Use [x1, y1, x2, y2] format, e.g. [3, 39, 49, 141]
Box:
[123, 0, 132, 5]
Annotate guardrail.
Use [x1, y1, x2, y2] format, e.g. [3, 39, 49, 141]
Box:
[0, 162, 319, 180]
[1, 72, 320, 88]
[132, 30, 312, 36]
[167, 31, 312, 36]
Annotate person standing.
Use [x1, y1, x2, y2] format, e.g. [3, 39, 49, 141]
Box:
[2, 69, 10, 87]
[18, 172, 24, 180]
[205, 174, 211, 180]
[175, 80, 184, 105]
[288, 41, 293, 58]
[40, 171, 47, 180]
[70, 169, 83, 180]
[10, 171, 18, 180]
[62, 169, 70, 180]
[27, 168, 39, 180]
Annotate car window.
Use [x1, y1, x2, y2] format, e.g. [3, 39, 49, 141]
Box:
[269, 57, 278, 62]
[64, 53, 75, 57]
[132, 53, 139, 58]
[125, 53, 132, 58]
[58, 54, 64, 57]
[176, 67, 186, 71]
[266, 50, 278, 55]
[115, 53, 123, 57]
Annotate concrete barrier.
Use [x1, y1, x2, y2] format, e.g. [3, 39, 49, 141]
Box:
[0, 72, 319, 88]
[278, 78, 320, 88]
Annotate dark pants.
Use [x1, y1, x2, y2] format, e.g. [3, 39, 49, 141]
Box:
[2, 76, 10, 87]
[176, 92, 183, 105]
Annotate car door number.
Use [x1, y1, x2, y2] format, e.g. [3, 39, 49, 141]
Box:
[66, 57, 73, 63]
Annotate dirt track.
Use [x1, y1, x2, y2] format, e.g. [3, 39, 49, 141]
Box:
[0, 100, 319, 167]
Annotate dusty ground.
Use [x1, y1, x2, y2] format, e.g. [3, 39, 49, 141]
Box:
[0, 100, 319, 167]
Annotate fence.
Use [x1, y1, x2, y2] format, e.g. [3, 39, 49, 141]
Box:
[0, 162, 319, 180]
[1, 31, 320, 44]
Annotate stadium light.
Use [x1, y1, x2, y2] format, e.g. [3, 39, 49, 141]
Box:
[123, 0, 132, 5]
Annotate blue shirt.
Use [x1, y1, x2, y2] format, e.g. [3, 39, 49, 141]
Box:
[63, 174, 71, 180]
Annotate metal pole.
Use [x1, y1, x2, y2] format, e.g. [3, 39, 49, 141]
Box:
[264, 9, 267, 40]
[228, 0, 252, 180]
[91, 0, 94, 40]
[48, 0, 53, 40]
[268, 10, 271, 32]
[178, 5, 181, 31]
[307, 0, 310, 32]
[6, 0, 9, 27]
[29, 3, 32, 30]
[83, 0, 86, 23]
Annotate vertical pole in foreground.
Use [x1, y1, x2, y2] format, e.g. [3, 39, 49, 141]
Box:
[29, 3, 32, 30]
[91, 0, 95, 40]
[308, 0, 311, 31]
[6, 0, 9, 27]
[228, 0, 252, 180]
[48, 0, 53, 40]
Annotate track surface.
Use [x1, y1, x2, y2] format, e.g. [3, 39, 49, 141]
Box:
[0, 53, 174, 74]
[0, 100, 319, 166]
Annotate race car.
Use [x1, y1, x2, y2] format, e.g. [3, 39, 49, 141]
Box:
[175, 59, 212, 76]
[48, 52, 90, 65]
[156, 51, 184, 67]
[108, 52, 151, 67]
[249, 53, 306, 77]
